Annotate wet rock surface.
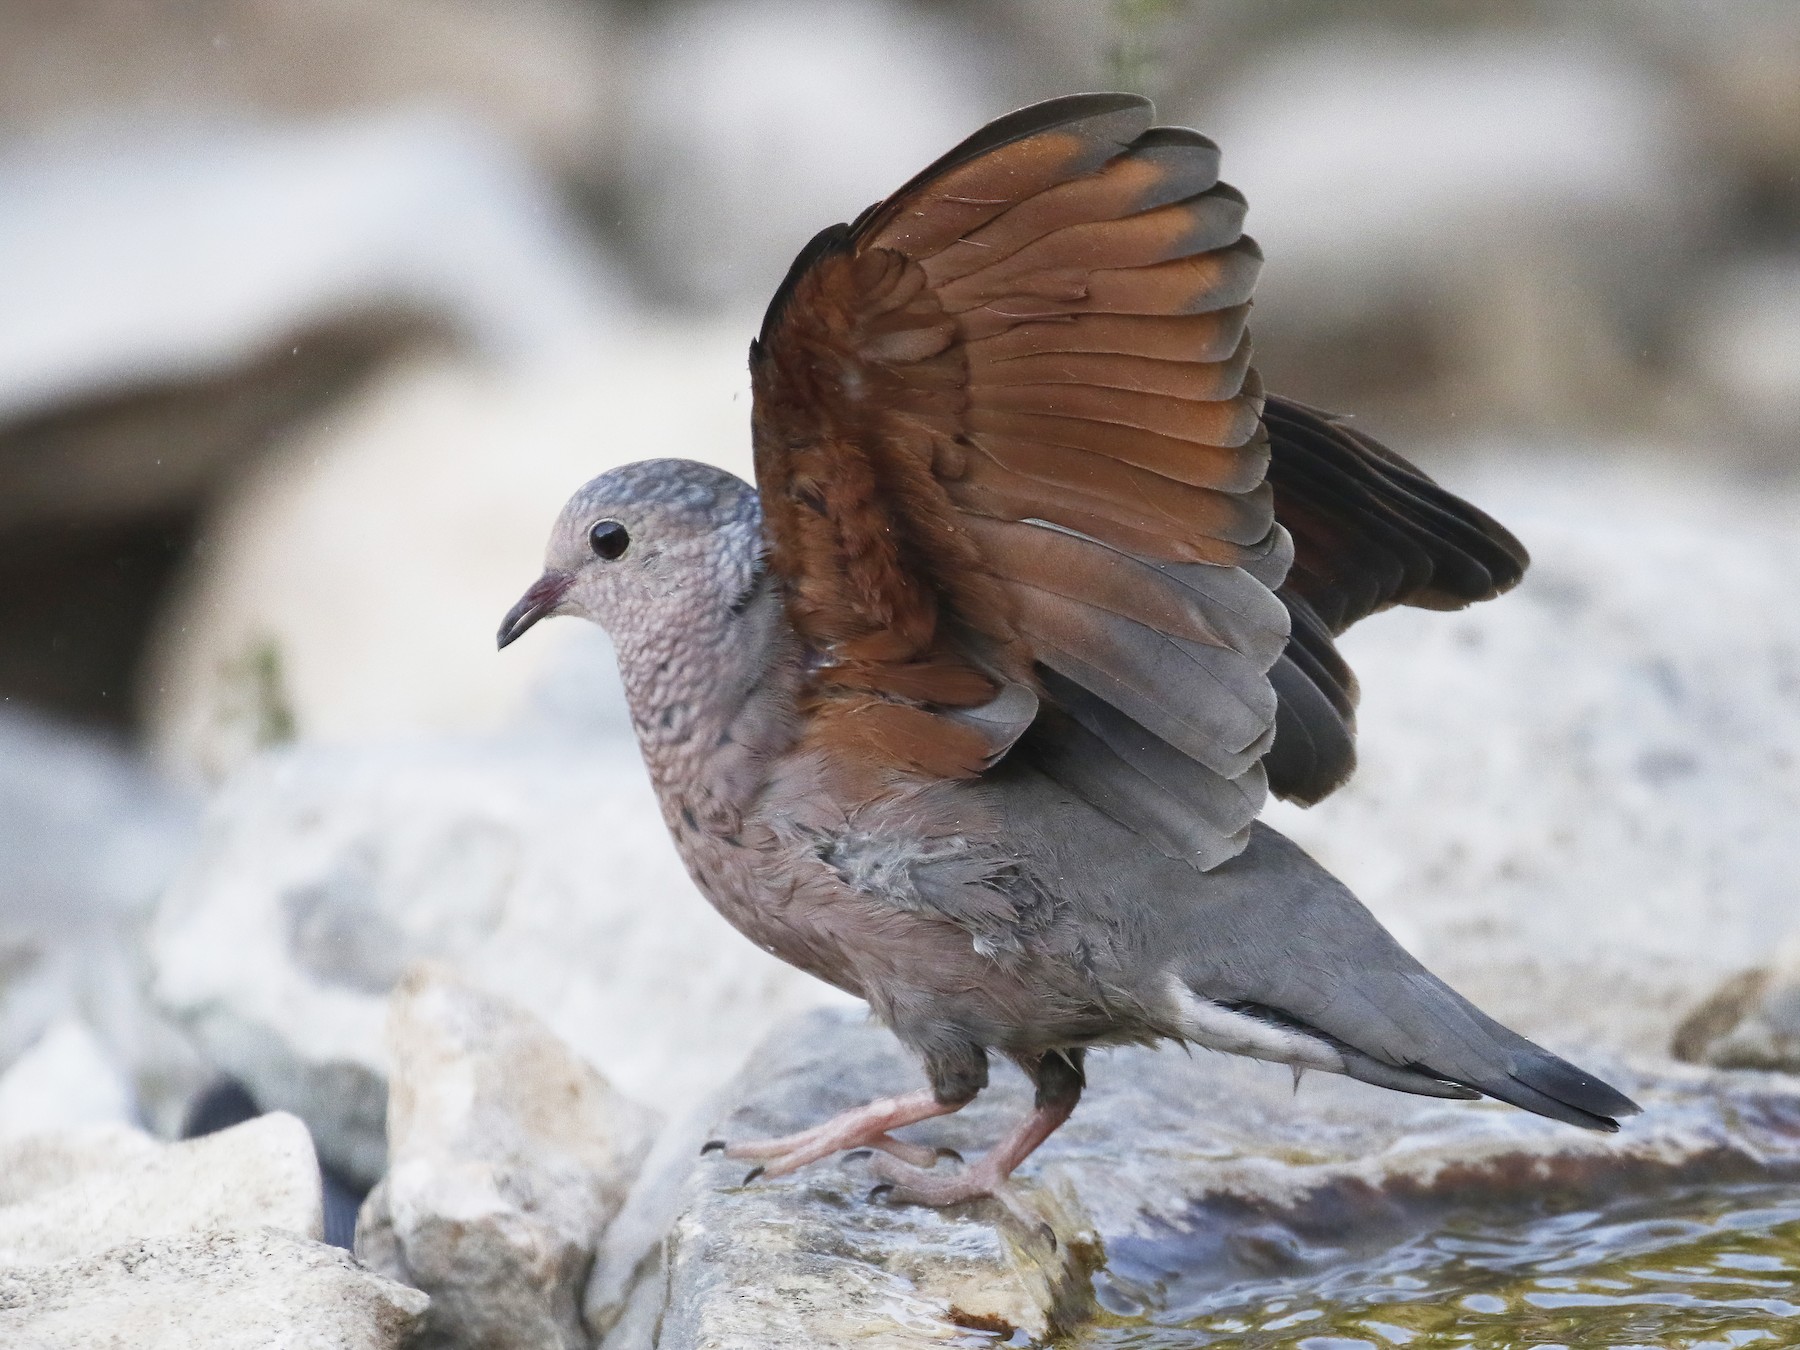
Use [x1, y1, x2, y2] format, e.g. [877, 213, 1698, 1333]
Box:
[355, 962, 660, 1350]
[620, 1008, 1800, 1349]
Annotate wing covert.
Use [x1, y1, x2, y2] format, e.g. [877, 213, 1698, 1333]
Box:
[749, 94, 1527, 867]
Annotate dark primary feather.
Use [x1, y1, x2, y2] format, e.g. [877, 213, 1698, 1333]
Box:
[1260, 397, 1529, 803]
[749, 93, 1529, 866]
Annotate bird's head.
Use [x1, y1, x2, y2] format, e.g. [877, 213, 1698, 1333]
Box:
[497, 458, 765, 653]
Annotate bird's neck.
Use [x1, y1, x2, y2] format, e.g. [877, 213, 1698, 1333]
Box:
[616, 580, 804, 835]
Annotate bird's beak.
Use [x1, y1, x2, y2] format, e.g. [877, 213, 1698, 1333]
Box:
[497, 570, 574, 650]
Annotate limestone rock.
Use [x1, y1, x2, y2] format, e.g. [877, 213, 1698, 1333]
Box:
[0, 1113, 323, 1268]
[0, 0, 623, 184]
[1680, 257, 1800, 451]
[626, 1008, 1800, 1350]
[0, 1228, 428, 1349]
[355, 963, 660, 1350]
[0, 115, 619, 428]
[149, 733, 849, 1184]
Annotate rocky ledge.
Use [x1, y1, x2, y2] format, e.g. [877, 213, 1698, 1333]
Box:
[589, 1008, 1800, 1349]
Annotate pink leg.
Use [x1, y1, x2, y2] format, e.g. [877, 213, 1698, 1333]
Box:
[864, 1093, 1077, 1206]
[701, 1088, 965, 1180]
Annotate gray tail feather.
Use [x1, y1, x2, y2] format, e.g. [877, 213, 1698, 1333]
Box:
[1342, 1043, 1640, 1132]
[1462, 1039, 1641, 1132]
[1360, 979, 1641, 1132]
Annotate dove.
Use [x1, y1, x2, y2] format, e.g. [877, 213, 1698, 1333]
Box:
[499, 94, 1637, 1206]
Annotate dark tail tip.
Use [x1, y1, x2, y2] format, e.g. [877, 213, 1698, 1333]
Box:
[1492, 1052, 1640, 1132]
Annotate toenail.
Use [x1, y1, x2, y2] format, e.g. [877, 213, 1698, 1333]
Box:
[742, 1166, 765, 1185]
[935, 1147, 963, 1164]
[867, 1183, 896, 1203]
[844, 1148, 872, 1162]
[700, 1139, 725, 1155]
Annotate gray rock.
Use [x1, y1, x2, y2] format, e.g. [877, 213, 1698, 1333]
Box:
[0, 1113, 323, 1268]
[355, 963, 661, 1350]
[635, 1008, 1800, 1349]
[0, 1228, 428, 1350]
[0, 0, 624, 185]
[149, 735, 849, 1184]
[1680, 257, 1800, 452]
[1673, 946, 1800, 1072]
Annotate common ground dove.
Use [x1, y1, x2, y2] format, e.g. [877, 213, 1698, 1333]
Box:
[499, 94, 1637, 1206]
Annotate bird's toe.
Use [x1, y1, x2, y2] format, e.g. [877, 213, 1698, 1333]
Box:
[863, 1152, 999, 1207]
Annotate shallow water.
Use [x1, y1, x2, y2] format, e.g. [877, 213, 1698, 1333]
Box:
[1075, 1181, 1800, 1349]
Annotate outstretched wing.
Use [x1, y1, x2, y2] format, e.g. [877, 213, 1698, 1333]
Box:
[750, 94, 1523, 868]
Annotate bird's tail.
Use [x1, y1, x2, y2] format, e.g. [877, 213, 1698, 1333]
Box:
[1328, 969, 1641, 1131]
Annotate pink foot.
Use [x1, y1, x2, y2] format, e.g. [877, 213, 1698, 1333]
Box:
[701, 1088, 962, 1180]
[861, 1095, 1078, 1209]
[866, 1151, 1005, 1206]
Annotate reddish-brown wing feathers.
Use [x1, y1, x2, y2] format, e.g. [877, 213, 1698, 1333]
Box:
[755, 116, 1270, 642]
[749, 94, 1526, 857]
[751, 95, 1283, 842]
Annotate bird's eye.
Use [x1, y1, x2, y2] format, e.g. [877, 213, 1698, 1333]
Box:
[589, 519, 630, 561]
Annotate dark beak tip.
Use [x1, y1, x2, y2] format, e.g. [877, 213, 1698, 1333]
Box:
[497, 571, 574, 652]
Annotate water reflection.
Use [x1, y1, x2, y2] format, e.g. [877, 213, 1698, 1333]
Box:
[1078, 1183, 1800, 1349]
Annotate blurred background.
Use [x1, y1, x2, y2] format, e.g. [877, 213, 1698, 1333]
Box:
[1, 0, 1796, 1176]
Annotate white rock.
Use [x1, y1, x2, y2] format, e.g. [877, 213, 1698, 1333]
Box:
[0, 1021, 134, 1138]
[0, 708, 195, 931]
[0, 0, 623, 181]
[143, 328, 755, 781]
[0, 113, 623, 425]
[149, 737, 852, 1183]
[1205, 33, 1703, 318]
[625, 0, 998, 308]
[356, 962, 660, 1350]
[0, 1228, 428, 1350]
[1194, 33, 1708, 426]
[1263, 454, 1800, 1058]
[0, 1113, 322, 1268]
[0, 709, 204, 1136]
